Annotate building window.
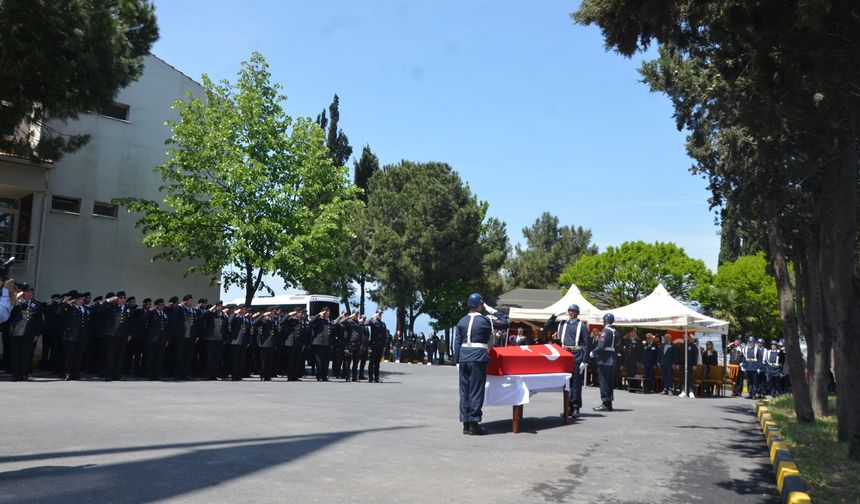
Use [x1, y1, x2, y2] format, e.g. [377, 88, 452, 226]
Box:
[101, 102, 130, 121]
[93, 201, 118, 218]
[51, 196, 80, 214]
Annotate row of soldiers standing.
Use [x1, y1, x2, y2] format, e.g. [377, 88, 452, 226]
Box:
[1, 288, 390, 383]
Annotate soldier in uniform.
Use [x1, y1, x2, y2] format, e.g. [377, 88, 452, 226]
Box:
[357, 315, 370, 379]
[426, 332, 438, 365]
[61, 292, 89, 381]
[678, 334, 699, 398]
[100, 291, 132, 381]
[336, 310, 359, 382]
[454, 293, 509, 435]
[201, 301, 228, 380]
[163, 296, 180, 377]
[544, 304, 590, 418]
[621, 328, 641, 386]
[129, 297, 150, 376]
[227, 305, 251, 381]
[404, 330, 416, 364]
[764, 340, 783, 397]
[658, 334, 675, 394]
[255, 308, 277, 381]
[739, 336, 763, 399]
[726, 336, 744, 396]
[173, 294, 197, 380]
[7, 284, 42, 381]
[308, 306, 334, 381]
[365, 309, 387, 382]
[590, 313, 620, 412]
[281, 309, 304, 381]
[39, 293, 61, 373]
[144, 298, 170, 380]
[641, 333, 660, 393]
[392, 330, 402, 363]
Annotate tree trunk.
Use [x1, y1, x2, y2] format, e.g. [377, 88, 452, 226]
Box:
[359, 274, 365, 315]
[803, 244, 831, 416]
[817, 126, 860, 459]
[765, 205, 814, 423]
[396, 304, 405, 336]
[244, 260, 258, 306]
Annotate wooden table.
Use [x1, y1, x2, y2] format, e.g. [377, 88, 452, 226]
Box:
[483, 373, 572, 433]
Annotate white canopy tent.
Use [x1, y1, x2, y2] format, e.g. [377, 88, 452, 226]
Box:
[599, 283, 729, 397]
[600, 283, 728, 334]
[508, 284, 603, 323]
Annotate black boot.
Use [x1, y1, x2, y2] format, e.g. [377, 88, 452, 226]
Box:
[467, 422, 487, 436]
[572, 407, 580, 418]
[593, 401, 611, 412]
[463, 422, 469, 435]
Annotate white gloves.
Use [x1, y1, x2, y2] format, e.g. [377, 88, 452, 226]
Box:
[484, 304, 499, 315]
[579, 362, 587, 373]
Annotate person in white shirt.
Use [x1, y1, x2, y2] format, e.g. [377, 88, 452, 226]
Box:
[0, 279, 19, 324]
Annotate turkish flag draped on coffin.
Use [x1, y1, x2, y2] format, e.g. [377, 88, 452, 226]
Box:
[487, 344, 575, 375]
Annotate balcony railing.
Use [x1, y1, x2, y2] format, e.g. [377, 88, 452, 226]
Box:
[0, 242, 37, 284]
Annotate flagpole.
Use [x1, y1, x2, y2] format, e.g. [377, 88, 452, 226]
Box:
[683, 318, 689, 396]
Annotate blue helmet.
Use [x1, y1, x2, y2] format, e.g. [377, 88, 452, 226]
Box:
[757, 338, 765, 344]
[747, 336, 755, 343]
[602, 313, 615, 324]
[467, 293, 484, 308]
[568, 304, 580, 313]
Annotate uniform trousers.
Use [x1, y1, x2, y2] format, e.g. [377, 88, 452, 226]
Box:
[597, 364, 615, 403]
[229, 344, 245, 380]
[745, 369, 759, 397]
[458, 360, 487, 422]
[643, 362, 656, 393]
[348, 342, 362, 380]
[283, 345, 302, 380]
[358, 346, 368, 379]
[660, 365, 673, 392]
[313, 345, 330, 380]
[102, 336, 128, 380]
[173, 338, 193, 379]
[569, 361, 585, 409]
[204, 340, 223, 379]
[145, 342, 165, 380]
[258, 347, 274, 380]
[369, 346, 383, 381]
[63, 340, 86, 379]
[9, 336, 31, 379]
[682, 365, 695, 394]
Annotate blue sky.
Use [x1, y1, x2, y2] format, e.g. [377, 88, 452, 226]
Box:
[150, 1, 720, 333]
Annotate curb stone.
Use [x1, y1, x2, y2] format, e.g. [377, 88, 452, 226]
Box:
[755, 400, 812, 504]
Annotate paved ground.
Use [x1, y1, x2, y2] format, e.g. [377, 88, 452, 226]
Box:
[0, 363, 778, 504]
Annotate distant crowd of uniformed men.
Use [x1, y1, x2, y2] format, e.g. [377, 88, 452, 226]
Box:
[0, 286, 419, 383]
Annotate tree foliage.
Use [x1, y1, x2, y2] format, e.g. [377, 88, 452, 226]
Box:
[363, 161, 487, 331]
[508, 212, 597, 289]
[700, 253, 781, 341]
[120, 53, 360, 305]
[560, 240, 712, 308]
[0, 0, 158, 160]
[316, 94, 352, 168]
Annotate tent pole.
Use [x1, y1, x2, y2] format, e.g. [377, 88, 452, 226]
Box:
[684, 321, 689, 396]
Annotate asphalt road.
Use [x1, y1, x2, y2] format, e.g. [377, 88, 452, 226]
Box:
[0, 363, 778, 504]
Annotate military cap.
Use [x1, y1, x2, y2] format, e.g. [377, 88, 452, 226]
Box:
[142, 298, 152, 304]
[169, 296, 179, 303]
[154, 298, 165, 305]
[116, 291, 127, 297]
[183, 294, 193, 301]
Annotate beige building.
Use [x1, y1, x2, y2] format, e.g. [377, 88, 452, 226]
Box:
[0, 54, 219, 301]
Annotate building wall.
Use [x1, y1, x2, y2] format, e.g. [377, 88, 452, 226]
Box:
[38, 54, 219, 301]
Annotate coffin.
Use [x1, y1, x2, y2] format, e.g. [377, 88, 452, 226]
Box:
[487, 344, 575, 375]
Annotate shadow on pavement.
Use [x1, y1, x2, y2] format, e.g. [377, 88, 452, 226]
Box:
[0, 426, 415, 504]
[481, 415, 570, 435]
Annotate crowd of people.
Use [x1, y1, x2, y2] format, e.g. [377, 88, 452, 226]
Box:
[0, 284, 447, 384]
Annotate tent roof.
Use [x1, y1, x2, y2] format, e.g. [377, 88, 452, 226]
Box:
[508, 284, 603, 323]
[497, 288, 565, 310]
[601, 283, 729, 334]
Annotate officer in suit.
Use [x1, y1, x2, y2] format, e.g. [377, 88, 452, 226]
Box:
[365, 309, 387, 383]
[201, 301, 228, 380]
[7, 283, 42, 381]
[658, 333, 675, 394]
[544, 303, 590, 418]
[100, 291, 133, 381]
[641, 333, 660, 393]
[454, 293, 509, 435]
[61, 291, 89, 380]
[255, 308, 277, 381]
[227, 305, 251, 381]
[308, 306, 334, 381]
[590, 313, 620, 411]
[129, 297, 149, 376]
[144, 298, 169, 380]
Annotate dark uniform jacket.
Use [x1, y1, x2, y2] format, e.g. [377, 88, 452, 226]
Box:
[642, 341, 660, 368]
[454, 311, 510, 364]
[62, 304, 89, 342]
[365, 318, 387, 349]
[145, 309, 170, 344]
[8, 300, 43, 338]
[308, 314, 333, 347]
[178, 306, 198, 340]
[740, 344, 763, 372]
[99, 303, 132, 338]
[43, 300, 64, 336]
[228, 314, 250, 346]
[202, 310, 228, 342]
[659, 342, 675, 367]
[255, 315, 276, 348]
[281, 316, 301, 347]
[591, 325, 620, 367]
[545, 316, 590, 365]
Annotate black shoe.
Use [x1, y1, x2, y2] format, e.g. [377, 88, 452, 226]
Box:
[572, 408, 581, 418]
[593, 404, 611, 412]
[467, 422, 487, 436]
[64, 375, 72, 381]
[463, 422, 469, 435]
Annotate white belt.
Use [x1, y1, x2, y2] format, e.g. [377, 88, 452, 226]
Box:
[461, 343, 489, 349]
[603, 347, 615, 352]
[564, 345, 583, 350]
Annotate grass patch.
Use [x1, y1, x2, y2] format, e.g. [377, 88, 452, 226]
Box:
[768, 395, 860, 503]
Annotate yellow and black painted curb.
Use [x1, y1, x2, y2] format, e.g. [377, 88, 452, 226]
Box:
[755, 401, 812, 504]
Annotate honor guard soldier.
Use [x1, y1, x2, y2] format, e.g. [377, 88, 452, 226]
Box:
[201, 301, 228, 380]
[7, 284, 42, 381]
[365, 309, 387, 382]
[357, 315, 370, 379]
[308, 306, 334, 381]
[61, 291, 89, 381]
[590, 313, 620, 411]
[172, 294, 198, 380]
[281, 309, 304, 381]
[544, 304, 590, 418]
[455, 293, 509, 435]
[255, 308, 277, 381]
[100, 291, 132, 381]
[227, 306, 251, 381]
[144, 299, 170, 380]
[739, 336, 763, 399]
[726, 336, 744, 396]
[765, 340, 783, 397]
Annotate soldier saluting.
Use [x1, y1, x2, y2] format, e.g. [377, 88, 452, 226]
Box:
[365, 309, 387, 383]
[454, 293, 509, 436]
[544, 303, 590, 418]
[590, 313, 620, 412]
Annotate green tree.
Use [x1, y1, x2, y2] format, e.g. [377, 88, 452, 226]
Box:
[121, 53, 360, 305]
[316, 94, 353, 168]
[560, 241, 712, 308]
[351, 145, 381, 313]
[0, 0, 158, 160]
[702, 253, 781, 341]
[508, 212, 597, 289]
[573, 0, 860, 438]
[364, 161, 485, 333]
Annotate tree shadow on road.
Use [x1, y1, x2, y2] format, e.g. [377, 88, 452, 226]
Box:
[0, 426, 415, 504]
